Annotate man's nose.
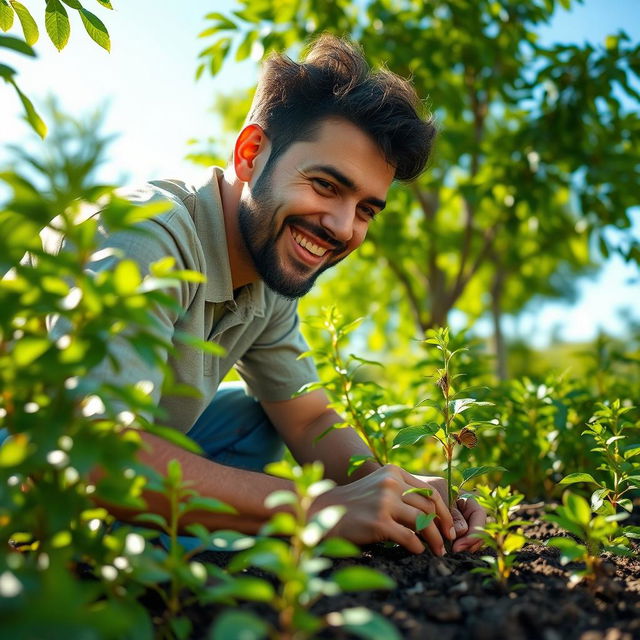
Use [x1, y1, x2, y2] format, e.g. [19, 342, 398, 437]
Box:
[320, 203, 356, 245]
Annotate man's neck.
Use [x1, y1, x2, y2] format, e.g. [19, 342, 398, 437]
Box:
[219, 167, 260, 290]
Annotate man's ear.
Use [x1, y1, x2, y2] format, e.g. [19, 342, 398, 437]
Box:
[233, 123, 270, 183]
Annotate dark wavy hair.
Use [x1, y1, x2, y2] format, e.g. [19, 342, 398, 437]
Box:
[248, 35, 436, 182]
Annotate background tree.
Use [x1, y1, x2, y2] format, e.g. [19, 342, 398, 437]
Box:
[194, 0, 640, 377]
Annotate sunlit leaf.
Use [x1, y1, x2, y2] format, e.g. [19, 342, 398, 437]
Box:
[10, 0, 38, 44]
[79, 7, 110, 51]
[331, 567, 395, 592]
[45, 0, 70, 51]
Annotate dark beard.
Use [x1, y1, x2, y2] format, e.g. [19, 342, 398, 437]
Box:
[237, 170, 346, 299]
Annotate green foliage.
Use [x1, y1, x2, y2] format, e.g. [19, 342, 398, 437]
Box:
[394, 327, 504, 506]
[470, 485, 529, 588]
[1, 0, 112, 137]
[194, 0, 640, 379]
[213, 460, 400, 640]
[544, 491, 631, 585]
[129, 459, 239, 640]
[298, 306, 410, 472]
[0, 102, 229, 638]
[559, 400, 640, 514]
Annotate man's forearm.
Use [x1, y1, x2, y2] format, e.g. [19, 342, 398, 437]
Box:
[284, 409, 381, 484]
[93, 430, 292, 534]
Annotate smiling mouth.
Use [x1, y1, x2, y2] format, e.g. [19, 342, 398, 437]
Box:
[290, 227, 329, 257]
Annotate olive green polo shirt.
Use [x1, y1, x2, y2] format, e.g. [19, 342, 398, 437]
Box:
[43, 168, 319, 433]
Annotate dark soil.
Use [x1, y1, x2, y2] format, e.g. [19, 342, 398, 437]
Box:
[177, 504, 640, 639]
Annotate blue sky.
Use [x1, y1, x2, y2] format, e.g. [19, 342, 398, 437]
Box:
[1, 0, 638, 347]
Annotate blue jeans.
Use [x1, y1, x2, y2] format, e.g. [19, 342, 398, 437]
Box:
[187, 381, 284, 472]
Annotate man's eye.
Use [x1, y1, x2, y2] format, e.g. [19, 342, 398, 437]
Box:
[313, 178, 335, 193]
[359, 205, 376, 220]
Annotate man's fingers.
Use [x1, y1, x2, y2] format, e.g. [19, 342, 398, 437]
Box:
[452, 496, 487, 552]
[450, 506, 469, 536]
[395, 502, 445, 556]
[400, 470, 455, 541]
[385, 520, 426, 555]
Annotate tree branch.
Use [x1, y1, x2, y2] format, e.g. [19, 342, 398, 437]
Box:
[384, 255, 428, 335]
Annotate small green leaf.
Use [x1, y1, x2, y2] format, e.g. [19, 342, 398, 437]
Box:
[0, 433, 30, 466]
[169, 617, 191, 640]
[144, 424, 203, 454]
[113, 259, 141, 294]
[416, 512, 436, 530]
[13, 336, 50, 366]
[0, 33, 34, 55]
[331, 567, 395, 592]
[79, 7, 110, 51]
[222, 576, 275, 602]
[564, 492, 592, 526]
[11, 0, 38, 46]
[329, 607, 402, 640]
[174, 331, 226, 356]
[95, 0, 113, 8]
[559, 472, 598, 486]
[166, 458, 182, 485]
[618, 498, 633, 512]
[460, 465, 506, 485]
[0, 0, 13, 31]
[181, 496, 237, 515]
[264, 460, 295, 480]
[547, 536, 586, 563]
[134, 512, 168, 529]
[264, 490, 297, 509]
[0, 62, 16, 78]
[393, 423, 439, 447]
[45, 0, 70, 50]
[261, 512, 296, 536]
[208, 530, 255, 551]
[316, 538, 359, 558]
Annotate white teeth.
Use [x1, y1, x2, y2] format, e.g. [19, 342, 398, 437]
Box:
[292, 231, 327, 257]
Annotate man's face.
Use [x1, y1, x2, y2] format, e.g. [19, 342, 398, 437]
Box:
[238, 118, 395, 299]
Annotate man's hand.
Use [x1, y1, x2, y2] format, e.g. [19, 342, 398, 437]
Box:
[413, 474, 486, 553]
[311, 464, 457, 555]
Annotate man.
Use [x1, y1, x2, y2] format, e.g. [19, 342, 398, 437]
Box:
[52, 36, 485, 555]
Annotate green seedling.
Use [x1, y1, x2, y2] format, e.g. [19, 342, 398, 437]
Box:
[297, 306, 410, 473]
[470, 485, 529, 589]
[131, 459, 243, 640]
[393, 328, 504, 508]
[559, 400, 640, 516]
[544, 491, 631, 586]
[212, 460, 400, 640]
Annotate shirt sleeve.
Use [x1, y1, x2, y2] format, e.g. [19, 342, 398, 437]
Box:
[235, 298, 319, 403]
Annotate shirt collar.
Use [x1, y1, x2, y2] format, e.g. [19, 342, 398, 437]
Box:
[193, 167, 265, 318]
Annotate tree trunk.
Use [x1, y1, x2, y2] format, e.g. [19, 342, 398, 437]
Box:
[490, 265, 508, 380]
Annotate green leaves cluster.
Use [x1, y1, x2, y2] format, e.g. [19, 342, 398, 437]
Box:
[297, 306, 409, 473]
[470, 485, 528, 588]
[544, 491, 632, 585]
[211, 460, 400, 640]
[559, 400, 640, 514]
[193, 0, 640, 380]
[129, 459, 240, 640]
[0, 104, 223, 638]
[1, 0, 112, 138]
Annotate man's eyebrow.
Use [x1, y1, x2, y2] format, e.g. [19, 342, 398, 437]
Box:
[305, 164, 387, 210]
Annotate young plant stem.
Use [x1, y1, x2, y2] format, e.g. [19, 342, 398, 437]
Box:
[332, 337, 387, 464]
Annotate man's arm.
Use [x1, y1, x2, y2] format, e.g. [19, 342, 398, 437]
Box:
[92, 430, 293, 535]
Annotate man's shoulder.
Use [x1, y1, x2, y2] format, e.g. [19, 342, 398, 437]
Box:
[117, 177, 198, 222]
